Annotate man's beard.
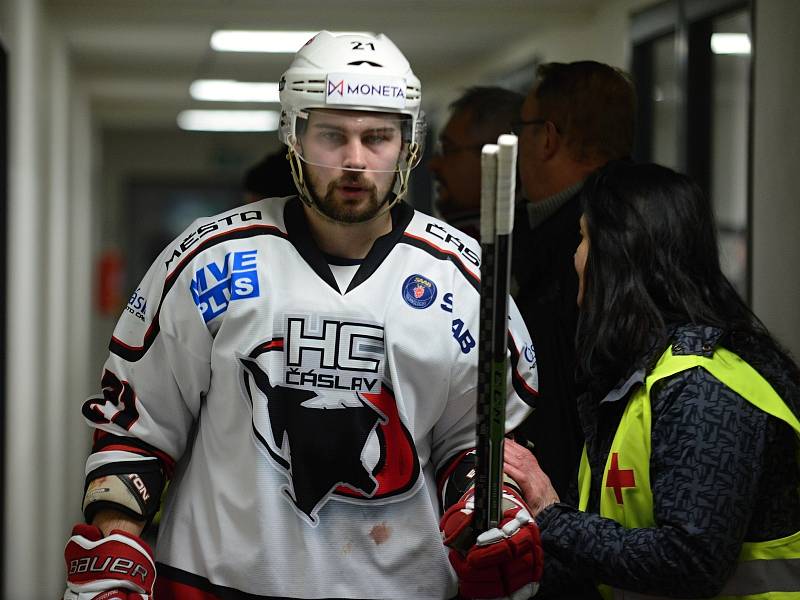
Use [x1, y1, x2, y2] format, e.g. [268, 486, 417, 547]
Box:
[308, 171, 394, 224]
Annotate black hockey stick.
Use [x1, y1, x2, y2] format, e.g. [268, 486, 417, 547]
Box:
[474, 134, 518, 533]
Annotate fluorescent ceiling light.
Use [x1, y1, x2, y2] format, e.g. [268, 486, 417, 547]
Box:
[210, 30, 370, 53]
[190, 79, 280, 102]
[710, 33, 751, 55]
[177, 110, 280, 132]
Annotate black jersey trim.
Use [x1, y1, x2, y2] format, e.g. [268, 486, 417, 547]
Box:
[436, 448, 474, 510]
[91, 432, 176, 473]
[283, 197, 415, 295]
[283, 198, 340, 292]
[400, 232, 480, 292]
[508, 337, 539, 406]
[323, 252, 362, 267]
[156, 561, 397, 599]
[109, 224, 288, 362]
[346, 201, 414, 292]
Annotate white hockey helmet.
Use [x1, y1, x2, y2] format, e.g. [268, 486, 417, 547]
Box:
[278, 31, 426, 209]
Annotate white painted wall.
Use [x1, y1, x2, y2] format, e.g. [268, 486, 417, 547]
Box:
[3, 0, 49, 596]
[431, 0, 656, 109]
[42, 25, 78, 592]
[2, 0, 95, 596]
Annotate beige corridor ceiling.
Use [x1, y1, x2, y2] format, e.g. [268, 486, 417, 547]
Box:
[47, 0, 606, 130]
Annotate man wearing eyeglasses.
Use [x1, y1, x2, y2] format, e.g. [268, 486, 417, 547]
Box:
[428, 86, 525, 240]
[510, 61, 636, 505]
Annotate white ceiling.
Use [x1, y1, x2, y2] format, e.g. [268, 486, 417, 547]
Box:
[47, 0, 605, 131]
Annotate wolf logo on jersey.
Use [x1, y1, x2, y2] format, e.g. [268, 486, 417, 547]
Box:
[239, 338, 421, 525]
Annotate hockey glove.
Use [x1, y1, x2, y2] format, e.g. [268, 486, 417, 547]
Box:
[440, 486, 543, 600]
[64, 523, 155, 600]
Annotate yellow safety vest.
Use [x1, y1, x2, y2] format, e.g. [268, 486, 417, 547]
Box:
[577, 345, 800, 600]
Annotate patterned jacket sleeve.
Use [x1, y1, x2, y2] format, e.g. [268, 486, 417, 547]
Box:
[535, 366, 771, 597]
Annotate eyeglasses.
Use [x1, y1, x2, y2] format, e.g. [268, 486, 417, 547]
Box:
[511, 118, 559, 136]
[432, 139, 484, 158]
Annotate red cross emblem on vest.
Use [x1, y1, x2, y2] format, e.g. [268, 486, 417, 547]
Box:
[606, 452, 636, 504]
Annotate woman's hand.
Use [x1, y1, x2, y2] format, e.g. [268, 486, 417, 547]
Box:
[504, 438, 560, 516]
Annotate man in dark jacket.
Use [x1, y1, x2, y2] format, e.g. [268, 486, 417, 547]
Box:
[512, 61, 636, 500]
[429, 86, 525, 241]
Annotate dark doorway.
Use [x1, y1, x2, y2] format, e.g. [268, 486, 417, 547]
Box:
[631, 0, 752, 300]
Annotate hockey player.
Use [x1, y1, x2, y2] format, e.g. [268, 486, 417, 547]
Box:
[63, 31, 542, 600]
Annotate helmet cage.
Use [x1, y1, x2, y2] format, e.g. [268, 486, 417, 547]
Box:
[286, 108, 424, 173]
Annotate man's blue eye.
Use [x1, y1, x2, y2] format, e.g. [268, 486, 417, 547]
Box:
[364, 131, 395, 145]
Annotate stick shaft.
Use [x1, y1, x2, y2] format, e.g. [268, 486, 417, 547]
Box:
[474, 144, 498, 533]
[474, 134, 517, 531]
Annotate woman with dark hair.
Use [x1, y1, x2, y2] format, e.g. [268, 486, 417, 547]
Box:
[504, 161, 800, 597]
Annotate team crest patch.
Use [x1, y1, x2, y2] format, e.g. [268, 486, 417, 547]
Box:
[402, 274, 437, 309]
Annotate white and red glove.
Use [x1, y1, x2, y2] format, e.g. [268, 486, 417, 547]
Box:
[63, 524, 155, 600]
[440, 487, 543, 600]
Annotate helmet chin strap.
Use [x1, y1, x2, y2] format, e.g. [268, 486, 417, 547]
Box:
[286, 142, 314, 209]
[286, 140, 422, 223]
[391, 141, 420, 208]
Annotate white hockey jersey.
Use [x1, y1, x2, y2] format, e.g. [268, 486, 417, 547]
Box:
[82, 197, 539, 600]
